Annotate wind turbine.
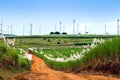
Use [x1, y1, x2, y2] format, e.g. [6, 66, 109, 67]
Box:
[73, 20, 75, 34]
[11, 25, 13, 34]
[55, 25, 57, 32]
[105, 25, 106, 35]
[117, 19, 119, 35]
[30, 24, 32, 35]
[0, 19, 3, 34]
[77, 23, 79, 34]
[39, 26, 41, 35]
[85, 25, 87, 34]
[60, 21, 62, 34]
[23, 26, 25, 35]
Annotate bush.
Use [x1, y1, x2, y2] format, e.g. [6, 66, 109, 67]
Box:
[18, 58, 31, 69]
[47, 39, 51, 42]
[62, 32, 67, 35]
[57, 41, 61, 44]
[55, 32, 60, 35]
[74, 42, 91, 46]
[0, 41, 31, 70]
[50, 32, 55, 35]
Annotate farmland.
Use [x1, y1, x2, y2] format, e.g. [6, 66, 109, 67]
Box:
[9, 34, 114, 49]
[1, 34, 120, 79]
[27, 36, 120, 74]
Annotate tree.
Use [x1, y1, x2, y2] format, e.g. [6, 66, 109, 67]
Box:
[50, 32, 55, 35]
[62, 32, 67, 35]
[55, 31, 60, 35]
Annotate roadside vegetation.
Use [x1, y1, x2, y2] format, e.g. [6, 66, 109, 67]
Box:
[78, 37, 120, 75]
[0, 40, 31, 79]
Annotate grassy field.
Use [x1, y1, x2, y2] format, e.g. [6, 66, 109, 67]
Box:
[1, 34, 119, 78]
[8, 34, 114, 49]
[14, 37, 92, 48]
[29, 36, 120, 75]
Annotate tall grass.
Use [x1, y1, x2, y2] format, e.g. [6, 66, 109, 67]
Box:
[76, 37, 120, 74]
[83, 37, 120, 62]
[0, 40, 31, 70]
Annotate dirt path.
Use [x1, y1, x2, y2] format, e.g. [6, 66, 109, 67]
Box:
[10, 54, 120, 80]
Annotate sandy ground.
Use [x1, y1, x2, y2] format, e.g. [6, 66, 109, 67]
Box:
[9, 53, 120, 80]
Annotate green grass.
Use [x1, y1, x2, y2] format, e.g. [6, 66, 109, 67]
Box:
[29, 37, 120, 74]
[0, 40, 31, 79]
[29, 47, 84, 71]
[83, 37, 120, 62]
[42, 48, 82, 58]
[7, 34, 115, 38]
[14, 37, 93, 49]
[0, 68, 28, 80]
[11, 34, 110, 48]
[75, 37, 120, 74]
[13, 34, 114, 49]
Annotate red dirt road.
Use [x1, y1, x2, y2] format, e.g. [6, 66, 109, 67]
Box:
[11, 54, 120, 80]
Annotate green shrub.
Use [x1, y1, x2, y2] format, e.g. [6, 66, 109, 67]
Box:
[57, 41, 61, 44]
[47, 39, 51, 42]
[18, 58, 31, 69]
[74, 42, 91, 46]
[0, 41, 31, 70]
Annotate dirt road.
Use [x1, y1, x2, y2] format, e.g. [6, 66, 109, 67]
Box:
[10, 54, 120, 80]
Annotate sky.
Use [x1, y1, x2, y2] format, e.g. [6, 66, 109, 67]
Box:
[0, 0, 120, 35]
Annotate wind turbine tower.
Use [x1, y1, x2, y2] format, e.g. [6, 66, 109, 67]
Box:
[85, 25, 87, 35]
[117, 19, 119, 35]
[60, 21, 62, 34]
[105, 25, 106, 35]
[11, 25, 13, 34]
[23, 26, 25, 35]
[55, 25, 57, 32]
[77, 23, 79, 34]
[39, 26, 41, 35]
[30, 24, 32, 35]
[0, 19, 3, 34]
[7, 26, 9, 34]
[73, 20, 75, 34]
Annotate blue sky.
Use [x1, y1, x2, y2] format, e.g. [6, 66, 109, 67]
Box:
[0, 0, 120, 35]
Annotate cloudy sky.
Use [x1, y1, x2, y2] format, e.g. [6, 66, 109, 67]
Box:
[0, 0, 120, 35]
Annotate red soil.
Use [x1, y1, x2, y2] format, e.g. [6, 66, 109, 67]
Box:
[9, 54, 120, 80]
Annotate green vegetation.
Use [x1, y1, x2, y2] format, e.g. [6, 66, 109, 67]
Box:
[14, 36, 95, 49]
[0, 40, 31, 79]
[1, 34, 119, 78]
[0, 68, 27, 80]
[36, 48, 82, 58]
[7, 34, 114, 49]
[29, 47, 83, 71]
[78, 37, 120, 74]
[7, 34, 115, 38]
[29, 37, 120, 74]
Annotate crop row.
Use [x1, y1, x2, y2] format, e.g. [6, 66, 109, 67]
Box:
[29, 38, 106, 71]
